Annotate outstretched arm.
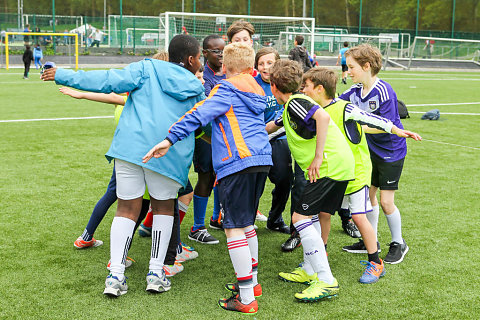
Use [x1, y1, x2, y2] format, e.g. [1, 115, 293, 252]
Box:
[59, 87, 126, 105]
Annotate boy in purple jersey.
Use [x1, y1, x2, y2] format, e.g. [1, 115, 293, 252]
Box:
[339, 44, 411, 264]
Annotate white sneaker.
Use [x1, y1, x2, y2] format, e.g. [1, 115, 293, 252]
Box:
[255, 210, 268, 222]
[107, 257, 134, 270]
[163, 262, 184, 277]
[146, 270, 171, 293]
[176, 248, 199, 262]
[103, 274, 128, 297]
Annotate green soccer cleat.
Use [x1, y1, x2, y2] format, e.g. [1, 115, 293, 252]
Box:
[294, 278, 339, 302]
[279, 266, 317, 284]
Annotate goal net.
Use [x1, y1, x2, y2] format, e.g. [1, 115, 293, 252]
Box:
[2, 32, 78, 70]
[108, 15, 163, 48]
[160, 12, 315, 55]
[408, 36, 480, 67]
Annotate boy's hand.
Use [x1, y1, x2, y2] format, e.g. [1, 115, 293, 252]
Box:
[142, 140, 172, 163]
[392, 126, 422, 141]
[307, 155, 323, 183]
[59, 87, 83, 99]
[41, 67, 56, 81]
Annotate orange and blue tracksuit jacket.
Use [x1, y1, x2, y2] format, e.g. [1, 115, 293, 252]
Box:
[166, 73, 273, 181]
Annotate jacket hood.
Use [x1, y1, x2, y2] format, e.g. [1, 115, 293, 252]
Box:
[295, 46, 308, 58]
[223, 73, 267, 115]
[148, 59, 205, 101]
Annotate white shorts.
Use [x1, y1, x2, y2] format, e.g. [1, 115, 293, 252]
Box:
[115, 159, 182, 200]
[341, 186, 372, 215]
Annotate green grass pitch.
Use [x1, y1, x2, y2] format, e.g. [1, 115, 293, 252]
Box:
[1, 68, 479, 319]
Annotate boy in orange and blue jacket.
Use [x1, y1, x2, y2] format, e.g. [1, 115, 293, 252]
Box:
[143, 42, 272, 314]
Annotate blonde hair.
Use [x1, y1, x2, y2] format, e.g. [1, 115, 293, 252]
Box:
[345, 44, 382, 76]
[222, 42, 255, 74]
[152, 51, 169, 61]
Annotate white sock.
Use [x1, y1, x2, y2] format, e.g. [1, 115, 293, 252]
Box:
[311, 215, 321, 235]
[294, 219, 334, 284]
[244, 226, 258, 286]
[367, 205, 380, 240]
[385, 207, 403, 244]
[110, 216, 136, 280]
[227, 235, 254, 304]
[178, 200, 189, 213]
[149, 214, 174, 274]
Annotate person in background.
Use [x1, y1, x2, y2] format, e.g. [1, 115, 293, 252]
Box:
[22, 45, 33, 79]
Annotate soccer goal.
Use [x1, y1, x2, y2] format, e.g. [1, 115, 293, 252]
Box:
[408, 36, 480, 69]
[108, 15, 163, 48]
[3, 32, 78, 70]
[160, 12, 315, 55]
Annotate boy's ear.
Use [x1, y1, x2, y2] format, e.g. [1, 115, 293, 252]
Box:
[363, 62, 371, 71]
[222, 64, 226, 74]
[186, 55, 194, 67]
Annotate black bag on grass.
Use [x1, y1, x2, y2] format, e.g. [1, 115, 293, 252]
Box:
[398, 100, 410, 119]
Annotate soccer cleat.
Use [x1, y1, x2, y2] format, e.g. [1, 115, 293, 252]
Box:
[255, 210, 268, 221]
[103, 274, 128, 297]
[163, 261, 184, 277]
[176, 247, 199, 262]
[107, 256, 135, 270]
[188, 227, 219, 244]
[342, 239, 381, 254]
[138, 224, 152, 237]
[384, 240, 409, 264]
[74, 236, 103, 249]
[342, 219, 361, 238]
[294, 278, 339, 302]
[281, 233, 302, 252]
[218, 295, 258, 314]
[209, 217, 224, 230]
[181, 242, 195, 252]
[279, 266, 317, 284]
[225, 282, 263, 297]
[146, 270, 171, 293]
[266, 222, 291, 234]
[359, 260, 386, 284]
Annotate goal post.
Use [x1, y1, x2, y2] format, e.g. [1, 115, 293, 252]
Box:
[161, 12, 315, 56]
[4, 32, 78, 70]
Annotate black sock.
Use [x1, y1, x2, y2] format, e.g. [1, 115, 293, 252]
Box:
[324, 243, 328, 252]
[368, 251, 381, 264]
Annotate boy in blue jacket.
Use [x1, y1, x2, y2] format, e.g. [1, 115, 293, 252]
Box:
[143, 42, 272, 314]
[41, 35, 205, 297]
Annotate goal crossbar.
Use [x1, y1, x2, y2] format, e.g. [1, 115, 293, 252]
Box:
[4, 32, 79, 70]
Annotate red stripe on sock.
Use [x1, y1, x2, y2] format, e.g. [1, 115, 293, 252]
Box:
[228, 244, 249, 250]
[245, 230, 257, 239]
[143, 209, 153, 228]
[237, 275, 253, 282]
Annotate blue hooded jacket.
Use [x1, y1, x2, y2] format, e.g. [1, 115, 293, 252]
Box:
[166, 73, 272, 181]
[55, 59, 206, 187]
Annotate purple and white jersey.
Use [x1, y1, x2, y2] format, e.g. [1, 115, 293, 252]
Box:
[339, 78, 406, 162]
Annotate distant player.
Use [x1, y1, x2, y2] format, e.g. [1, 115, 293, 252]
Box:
[340, 44, 412, 264]
[267, 60, 355, 302]
[288, 35, 313, 72]
[336, 41, 349, 84]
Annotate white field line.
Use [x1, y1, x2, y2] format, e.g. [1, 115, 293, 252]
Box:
[0, 116, 113, 123]
[422, 139, 480, 151]
[407, 102, 480, 107]
[409, 111, 480, 115]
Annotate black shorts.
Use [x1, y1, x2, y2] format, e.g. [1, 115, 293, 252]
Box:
[341, 64, 348, 72]
[296, 177, 348, 216]
[178, 179, 193, 197]
[370, 153, 404, 190]
[217, 171, 268, 229]
[193, 138, 213, 173]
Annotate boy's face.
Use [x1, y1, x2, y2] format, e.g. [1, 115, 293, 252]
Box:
[195, 70, 205, 85]
[231, 30, 253, 46]
[346, 56, 369, 84]
[185, 51, 202, 75]
[203, 38, 225, 69]
[302, 79, 322, 102]
[257, 53, 276, 82]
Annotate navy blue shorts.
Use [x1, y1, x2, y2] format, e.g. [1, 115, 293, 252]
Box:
[193, 139, 213, 173]
[217, 171, 268, 229]
[178, 179, 193, 197]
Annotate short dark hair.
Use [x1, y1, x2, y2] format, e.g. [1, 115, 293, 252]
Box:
[168, 34, 200, 64]
[227, 20, 255, 42]
[270, 59, 303, 94]
[203, 34, 222, 49]
[343, 41, 349, 47]
[303, 67, 337, 99]
[295, 35, 304, 45]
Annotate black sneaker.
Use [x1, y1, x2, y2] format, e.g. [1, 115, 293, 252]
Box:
[342, 239, 381, 253]
[384, 240, 409, 264]
[266, 223, 290, 234]
[342, 219, 361, 238]
[188, 227, 219, 244]
[281, 233, 301, 252]
[209, 217, 224, 230]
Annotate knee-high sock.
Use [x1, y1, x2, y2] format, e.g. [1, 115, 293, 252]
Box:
[367, 205, 380, 239]
[110, 217, 135, 279]
[193, 195, 208, 230]
[178, 200, 189, 224]
[149, 214, 174, 274]
[385, 207, 403, 244]
[244, 226, 258, 285]
[227, 235, 254, 304]
[143, 205, 153, 228]
[294, 219, 334, 284]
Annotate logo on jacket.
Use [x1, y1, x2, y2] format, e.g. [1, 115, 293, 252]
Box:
[369, 101, 377, 111]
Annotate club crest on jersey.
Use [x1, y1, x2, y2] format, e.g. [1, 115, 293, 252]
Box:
[289, 120, 297, 130]
[369, 101, 377, 110]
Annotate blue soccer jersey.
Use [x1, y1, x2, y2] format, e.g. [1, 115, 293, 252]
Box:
[254, 74, 286, 140]
[203, 62, 226, 96]
[339, 78, 407, 162]
[339, 47, 348, 65]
